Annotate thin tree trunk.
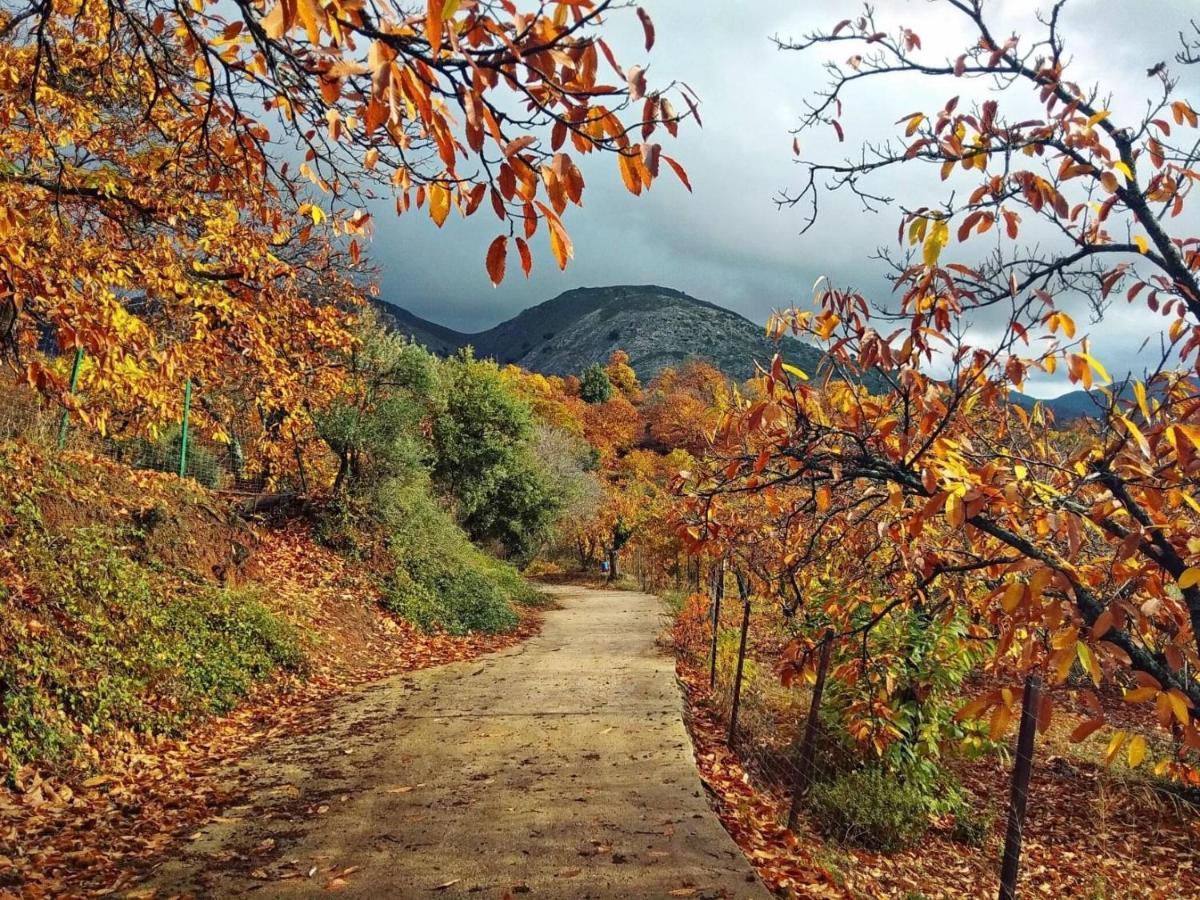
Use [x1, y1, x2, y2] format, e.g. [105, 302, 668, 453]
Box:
[788, 629, 834, 829]
[709, 561, 724, 689]
[999, 674, 1042, 900]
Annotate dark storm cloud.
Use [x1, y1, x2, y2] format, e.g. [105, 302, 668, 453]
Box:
[365, 0, 1200, 396]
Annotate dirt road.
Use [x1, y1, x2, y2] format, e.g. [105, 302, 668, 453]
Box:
[143, 586, 767, 899]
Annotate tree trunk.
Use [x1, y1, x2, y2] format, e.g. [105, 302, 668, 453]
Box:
[999, 674, 1042, 900]
[607, 548, 620, 581]
[788, 629, 834, 829]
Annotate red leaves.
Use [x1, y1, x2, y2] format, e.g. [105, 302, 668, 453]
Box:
[636, 7, 655, 51]
[425, 0, 444, 55]
[485, 235, 507, 285]
[515, 236, 532, 277]
[662, 154, 691, 192]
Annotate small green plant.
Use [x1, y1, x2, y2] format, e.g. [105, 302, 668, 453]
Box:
[950, 804, 995, 847]
[807, 767, 930, 852]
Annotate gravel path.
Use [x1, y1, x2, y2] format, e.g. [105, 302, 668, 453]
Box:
[142, 586, 768, 899]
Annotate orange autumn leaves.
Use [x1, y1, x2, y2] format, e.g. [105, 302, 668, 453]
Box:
[254, 0, 693, 285]
[3, 0, 691, 451]
[681, 7, 1200, 781]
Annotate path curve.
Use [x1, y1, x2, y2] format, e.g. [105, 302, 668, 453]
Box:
[143, 586, 768, 899]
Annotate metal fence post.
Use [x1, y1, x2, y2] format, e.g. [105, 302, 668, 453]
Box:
[727, 572, 751, 746]
[709, 559, 724, 690]
[178, 378, 192, 478]
[999, 673, 1042, 900]
[56, 347, 84, 450]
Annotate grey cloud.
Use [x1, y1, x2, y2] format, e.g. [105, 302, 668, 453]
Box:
[364, 0, 1200, 396]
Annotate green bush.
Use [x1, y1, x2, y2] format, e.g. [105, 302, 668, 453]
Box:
[1, 526, 301, 770]
[807, 767, 930, 852]
[950, 804, 994, 847]
[340, 477, 531, 634]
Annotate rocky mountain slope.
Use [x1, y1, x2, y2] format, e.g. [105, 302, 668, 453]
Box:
[374, 285, 1115, 418]
[374, 285, 827, 382]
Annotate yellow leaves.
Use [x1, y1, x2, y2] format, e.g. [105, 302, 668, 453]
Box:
[944, 491, 965, 528]
[1085, 109, 1111, 129]
[1178, 567, 1200, 589]
[1066, 349, 1110, 389]
[781, 363, 808, 381]
[1125, 733, 1149, 769]
[1133, 381, 1151, 421]
[299, 203, 326, 226]
[1123, 686, 1158, 704]
[262, 0, 288, 39]
[922, 219, 950, 267]
[1077, 641, 1101, 686]
[1133, 234, 1149, 254]
[1104, 729, 1128, 765]
[1000, 580, 1024, 613]
[1046, 309, 1075, 338]
[1112, 160, 1133, 181]
[909, 216, 950, 267]
[1116, 414, 1150, 459]
[428, 182, 451, 227]
[1166, 689, 1193, 725]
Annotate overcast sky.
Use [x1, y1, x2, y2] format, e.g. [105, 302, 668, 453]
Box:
[364, 0, 1200, 398]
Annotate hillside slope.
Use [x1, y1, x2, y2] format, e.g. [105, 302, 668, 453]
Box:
[375, 285, 827, 382]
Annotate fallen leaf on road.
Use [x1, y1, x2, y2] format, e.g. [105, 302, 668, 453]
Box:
[433, 878, 460, 890]
[556, 868, 581, 878]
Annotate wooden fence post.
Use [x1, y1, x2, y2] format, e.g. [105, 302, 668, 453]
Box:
[999, 673, 1042, 900]
[727, 572, 751, 746]
[787, 628, 834, 829]
[709, 560, 724, 690]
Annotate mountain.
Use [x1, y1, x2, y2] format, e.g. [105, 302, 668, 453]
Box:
[373, 285, 1116, 419]
[373, 285, 830, 382]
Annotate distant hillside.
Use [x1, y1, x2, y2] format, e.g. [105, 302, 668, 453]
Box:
[374, 285, 830, 382]
[373, 286, 1119, 418]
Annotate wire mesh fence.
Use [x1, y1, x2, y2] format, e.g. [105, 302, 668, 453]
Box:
[1, 369, 270, 494]
[676, 575, 849, 826]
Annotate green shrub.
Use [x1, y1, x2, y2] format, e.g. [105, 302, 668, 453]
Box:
[950, 804, 994, 847]
[369, 478, 527, 634]
[1, 527, 301, 770]
[807, 767, 930, 852]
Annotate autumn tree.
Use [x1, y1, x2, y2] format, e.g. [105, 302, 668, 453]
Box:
[687, 0, 1200, 781]
[1, 0, 692, 453]
[642, 359, 731, 454]
[605, 350, 642, 400]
